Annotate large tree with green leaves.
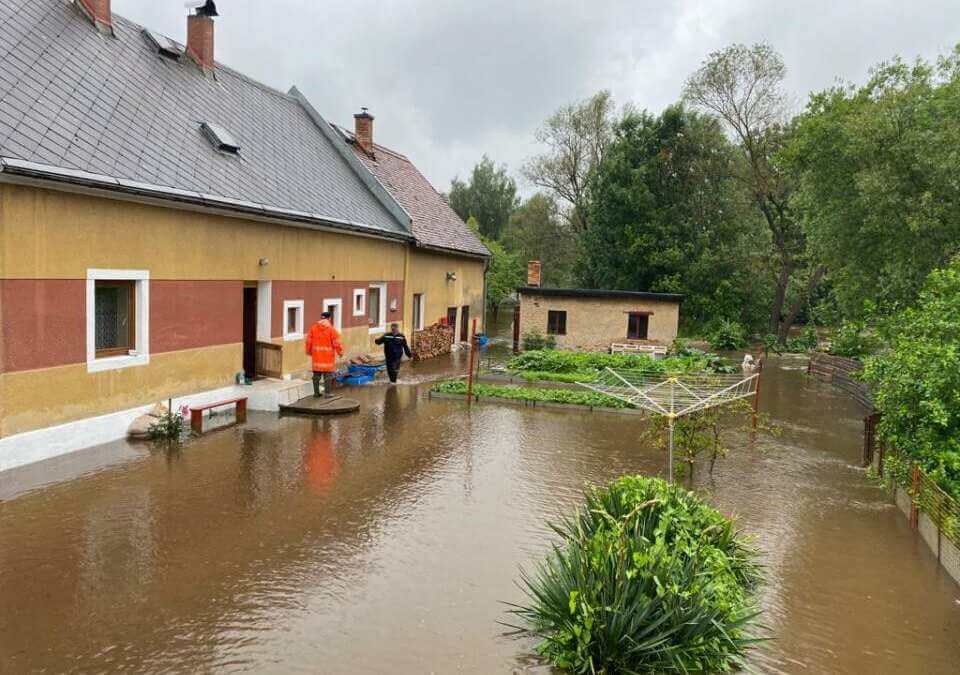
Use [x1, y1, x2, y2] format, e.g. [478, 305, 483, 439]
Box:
[785, 48, 960, 320]
[523, 90, 619, 234]
[448, 156, 520, 240]
[466, 216, 524, 321]
[501, 193, 579, 287]
[578, 105, 767, 330]
[684, 43, 822, 340]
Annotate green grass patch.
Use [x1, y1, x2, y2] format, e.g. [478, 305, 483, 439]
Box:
[515, 370, 599, 384]
[432, 381, 630, 409]
[508, 349, 737, 378]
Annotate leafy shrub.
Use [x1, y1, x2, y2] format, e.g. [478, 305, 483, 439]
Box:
[862, 260, 960, 499]
[784, 325, 819, 353]
[508, 350, 737, 376]
[761, 334, 783, 357]
[510, 476, 762, 673]
[828, 320, 879, 359]
[148, 409, 185, 441]
[522, 331, 557, 351]
[708, 319, 748, 351]
[432, 381, 629, 409]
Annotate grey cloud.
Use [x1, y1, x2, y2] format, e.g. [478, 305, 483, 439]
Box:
[113, 0, 960, 193]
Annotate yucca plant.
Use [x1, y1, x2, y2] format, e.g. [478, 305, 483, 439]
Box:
[508, 476, 763, 673]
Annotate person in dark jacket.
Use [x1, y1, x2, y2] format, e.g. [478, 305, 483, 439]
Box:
[375, 323, 413, 383]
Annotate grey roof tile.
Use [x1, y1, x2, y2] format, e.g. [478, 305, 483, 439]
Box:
[0, 0, 409, 238]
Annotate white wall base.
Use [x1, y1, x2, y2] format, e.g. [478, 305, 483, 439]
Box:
[0, 379, 312, 473]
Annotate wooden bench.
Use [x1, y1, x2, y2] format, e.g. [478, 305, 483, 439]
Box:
[190, 397, 247, 434]
[610, 343, 668, 358]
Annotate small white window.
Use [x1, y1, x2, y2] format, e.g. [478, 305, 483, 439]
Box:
[412, 293, 425, 331]
[368, 282, 387, 334]
[323, 298, 343, 331]
[352, 288, 366, 317]
[283, 300, 305, 341]
[86, 269, 150, 373]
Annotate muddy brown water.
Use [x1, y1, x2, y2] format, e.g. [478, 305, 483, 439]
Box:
[1, 348, 959, 673]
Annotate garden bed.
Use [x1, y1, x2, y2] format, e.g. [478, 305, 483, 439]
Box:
[429, 381, 644, 416]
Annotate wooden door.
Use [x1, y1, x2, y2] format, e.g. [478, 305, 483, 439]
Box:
[460, 305, 470, 342]
[242, 287, 258, 378]
[447, 307, 458, 334]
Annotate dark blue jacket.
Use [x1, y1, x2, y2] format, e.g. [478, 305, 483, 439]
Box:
[375, 333, 412, 363]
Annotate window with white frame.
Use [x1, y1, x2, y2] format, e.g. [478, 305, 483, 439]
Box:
[368, 282, 387, 333]
[283, 300, 305, 340]
[86, 269, 150, 373]
[412, 293, 425, 331]
[323, 297, 343, 331]
[352, 288, 366, 317]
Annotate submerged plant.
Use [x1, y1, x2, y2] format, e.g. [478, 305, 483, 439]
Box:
[509, 476, 763, 674]
[148, 409, 185, 441]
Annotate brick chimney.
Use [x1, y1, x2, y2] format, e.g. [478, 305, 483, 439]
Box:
[187, 1, 219, 75]
[527, 261, 542, 288]
[77, 0, 113, 34]
[354, 108, 375, 155]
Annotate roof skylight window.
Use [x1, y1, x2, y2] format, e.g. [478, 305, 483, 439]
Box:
[200, 122, 241, 155]
[143, 29, 184, 59]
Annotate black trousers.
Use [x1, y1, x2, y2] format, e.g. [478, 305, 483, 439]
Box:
[313, 371, 334, 397]
[386, 359, 401, 383]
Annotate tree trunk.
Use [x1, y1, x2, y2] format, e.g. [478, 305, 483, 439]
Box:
[778, 264, 826, 342]
[770, 263, 791, 336]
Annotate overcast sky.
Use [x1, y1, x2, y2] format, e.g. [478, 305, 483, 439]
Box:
[113, 1, 960, 193]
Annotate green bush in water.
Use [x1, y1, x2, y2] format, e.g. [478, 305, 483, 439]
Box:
[511, 476, 762, 674]
[148, 409, 185, 441]
[707, 319, 748, 351]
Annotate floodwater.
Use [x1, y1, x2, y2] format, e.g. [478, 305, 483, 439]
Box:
[1, 341, 959, 673]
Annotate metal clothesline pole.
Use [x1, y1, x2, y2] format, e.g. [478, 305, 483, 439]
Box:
[668, 416, 675, 484]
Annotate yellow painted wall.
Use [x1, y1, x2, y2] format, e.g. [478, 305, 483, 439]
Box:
[519, 293, 680, 351]
[404, 249, 486, 337]
[0, 184, 406, 281]
[0, 344, 240, 437]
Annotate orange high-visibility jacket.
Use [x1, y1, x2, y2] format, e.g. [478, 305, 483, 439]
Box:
[305, 319, 343, 372]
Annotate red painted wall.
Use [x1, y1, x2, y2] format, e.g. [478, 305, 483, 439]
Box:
[272, 280, 404, 337]
[150, 281, 243, 354]
[0, 279, 85, 373]
[0, 279, 407, 374]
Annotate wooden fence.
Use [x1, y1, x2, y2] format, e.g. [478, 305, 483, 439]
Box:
[807, 352, 873, 410]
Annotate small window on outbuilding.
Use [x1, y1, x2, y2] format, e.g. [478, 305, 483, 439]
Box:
[547, 310, 567, 336]
[627, 313, 650, 340]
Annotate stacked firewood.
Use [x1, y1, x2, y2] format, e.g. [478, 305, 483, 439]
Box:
[413, 322, 455, 361]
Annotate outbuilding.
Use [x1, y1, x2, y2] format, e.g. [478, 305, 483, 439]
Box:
[517, 262, 681, 353]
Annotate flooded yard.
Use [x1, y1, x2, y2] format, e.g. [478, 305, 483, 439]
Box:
[1, 351, 958, 673]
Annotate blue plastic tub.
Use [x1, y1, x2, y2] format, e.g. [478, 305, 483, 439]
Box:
[337, 374, 375, 386]
[348, 364, 384, 376]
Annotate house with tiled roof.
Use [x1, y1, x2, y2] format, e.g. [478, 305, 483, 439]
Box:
[0, 0, 488, 468]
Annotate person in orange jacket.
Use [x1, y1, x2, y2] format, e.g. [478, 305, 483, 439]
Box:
[305, 311, 343, 397]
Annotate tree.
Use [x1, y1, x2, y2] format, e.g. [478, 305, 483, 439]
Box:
[862, 257, 960, 501]
[467, 217, 524, 320]
[684, 43, 823, 340]
[501, 193, 578, 287]
[578, 105, 768, 330]
[448, 156, 520, 240]
[523, 91, 618, 234]
[785, 48, 960, 320]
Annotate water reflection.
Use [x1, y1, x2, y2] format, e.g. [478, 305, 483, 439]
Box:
[0, 355, 958, 673]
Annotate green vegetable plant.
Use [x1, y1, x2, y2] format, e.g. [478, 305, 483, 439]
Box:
[508, 476, 763, 674]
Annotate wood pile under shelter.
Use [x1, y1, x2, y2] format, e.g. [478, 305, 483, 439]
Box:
[413, 322, 455, 361]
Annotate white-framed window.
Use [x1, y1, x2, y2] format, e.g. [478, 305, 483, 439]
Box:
[86, 269, 150, 373]
[352, 288, 366, 317]
[412, 293, 425, 331]
[323, 297, 343, 331]
[283, 300, 305, 341]
[368, 282, 387, 334]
